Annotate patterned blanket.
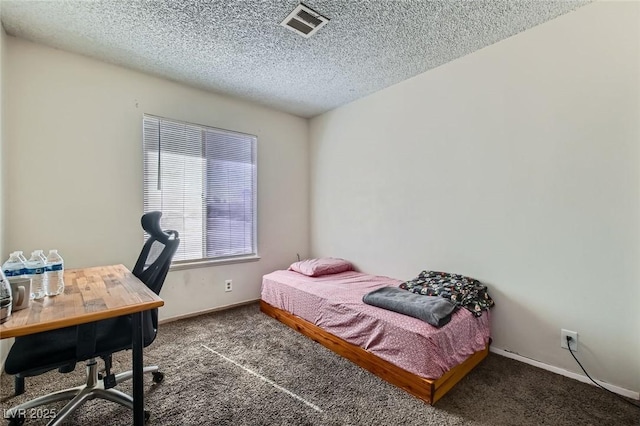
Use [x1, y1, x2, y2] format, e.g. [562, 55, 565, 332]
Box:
[399, 270, 495, 317]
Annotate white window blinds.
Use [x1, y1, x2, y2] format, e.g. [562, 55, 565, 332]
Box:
[143, 115, 257, 264]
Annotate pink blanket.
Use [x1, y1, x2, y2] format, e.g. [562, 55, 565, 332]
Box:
[261, 270, 491, 380]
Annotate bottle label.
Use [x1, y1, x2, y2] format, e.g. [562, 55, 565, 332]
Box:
[49, 264, 63, 272]
[3, 269, 24, 277]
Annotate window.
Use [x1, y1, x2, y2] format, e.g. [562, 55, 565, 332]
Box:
[143, 114, 257, 265]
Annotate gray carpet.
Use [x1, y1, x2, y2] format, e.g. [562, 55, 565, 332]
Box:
[1, 303, 638, 425]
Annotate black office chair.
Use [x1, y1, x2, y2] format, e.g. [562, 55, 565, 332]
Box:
[4, 212, 179, 425]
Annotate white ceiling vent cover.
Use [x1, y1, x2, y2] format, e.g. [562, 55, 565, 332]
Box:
[280, 3, 329, 38]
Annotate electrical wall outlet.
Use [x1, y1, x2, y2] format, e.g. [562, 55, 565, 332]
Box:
[561, 329, 578, 351]
[224, 279, 233, 292]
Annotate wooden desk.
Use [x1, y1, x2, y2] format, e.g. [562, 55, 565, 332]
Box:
[0, 264, 164, 426]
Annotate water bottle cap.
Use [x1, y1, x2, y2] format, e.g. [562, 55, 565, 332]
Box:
[50, 249, 58, 253]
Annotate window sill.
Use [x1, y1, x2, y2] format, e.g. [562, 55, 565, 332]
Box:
[169, 255, 261, 271]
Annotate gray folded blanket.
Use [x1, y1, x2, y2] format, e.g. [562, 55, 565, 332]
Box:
[363, 287, 457, 327]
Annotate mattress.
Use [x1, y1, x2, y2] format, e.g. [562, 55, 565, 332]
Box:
[261, 270, 491, 380]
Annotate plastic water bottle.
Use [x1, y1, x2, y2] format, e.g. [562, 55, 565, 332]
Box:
[35, 250, 50, 296]
[14, 251, 28, 265]
[0, 269, 11, 323]
[11, 250, 27, 269]
[45, 250, 64, 296]
[25, 251, 46, 300]
[35, 250, 50, 295]
[3, 252, 27, 278]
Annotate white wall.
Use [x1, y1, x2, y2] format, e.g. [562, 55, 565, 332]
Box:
[5, 37, 309, 320]
[310, 1, 639, 393]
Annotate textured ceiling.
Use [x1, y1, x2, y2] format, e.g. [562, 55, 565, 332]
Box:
[0, 0, 588, 118]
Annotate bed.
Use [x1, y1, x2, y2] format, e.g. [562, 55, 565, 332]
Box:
[260, 263, 492, 405]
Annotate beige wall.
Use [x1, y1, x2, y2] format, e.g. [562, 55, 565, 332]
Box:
[310, 1, 639, 393]
[5, 37, 310, 320]
[0, 16, 11, 368]
[0, 10, 4, 259]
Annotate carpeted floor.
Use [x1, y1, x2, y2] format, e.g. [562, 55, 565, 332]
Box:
[1, 303, 638, 425]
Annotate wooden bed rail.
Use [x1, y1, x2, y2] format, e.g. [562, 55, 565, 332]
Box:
[260, 299, 489, 405]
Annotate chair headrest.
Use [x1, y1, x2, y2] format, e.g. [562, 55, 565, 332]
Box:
[141, 211, 178, 243]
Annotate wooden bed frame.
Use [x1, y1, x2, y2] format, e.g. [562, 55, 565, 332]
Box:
[260, 299, 489, 405]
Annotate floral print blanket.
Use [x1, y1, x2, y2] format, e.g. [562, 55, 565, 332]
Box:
[399, 270, 495, 317]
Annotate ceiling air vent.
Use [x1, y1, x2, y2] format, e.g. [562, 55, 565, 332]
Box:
[280, 3, 329, 38]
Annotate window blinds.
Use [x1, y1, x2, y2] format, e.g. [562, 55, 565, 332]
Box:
[143, 115, 257, 263]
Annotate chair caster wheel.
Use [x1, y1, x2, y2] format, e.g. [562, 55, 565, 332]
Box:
[144, 410, 151, 423]
[152, 371, 164, 383]
[7, 414, 25, 426]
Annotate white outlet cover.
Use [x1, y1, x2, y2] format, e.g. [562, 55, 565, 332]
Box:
[561, 329, 578, 351]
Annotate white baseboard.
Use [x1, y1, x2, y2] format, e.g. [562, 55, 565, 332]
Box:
[490, 346, 639, 400]
[158, 298, 260, 325]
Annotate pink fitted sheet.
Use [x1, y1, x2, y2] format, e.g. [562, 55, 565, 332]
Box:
[261, 270, 491, 380]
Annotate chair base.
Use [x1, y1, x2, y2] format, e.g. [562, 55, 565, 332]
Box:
[14, 377, 24, 396]
[5, 359, 159, 426]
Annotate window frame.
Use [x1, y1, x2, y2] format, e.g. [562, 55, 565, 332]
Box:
[142, 114, 259, 269]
